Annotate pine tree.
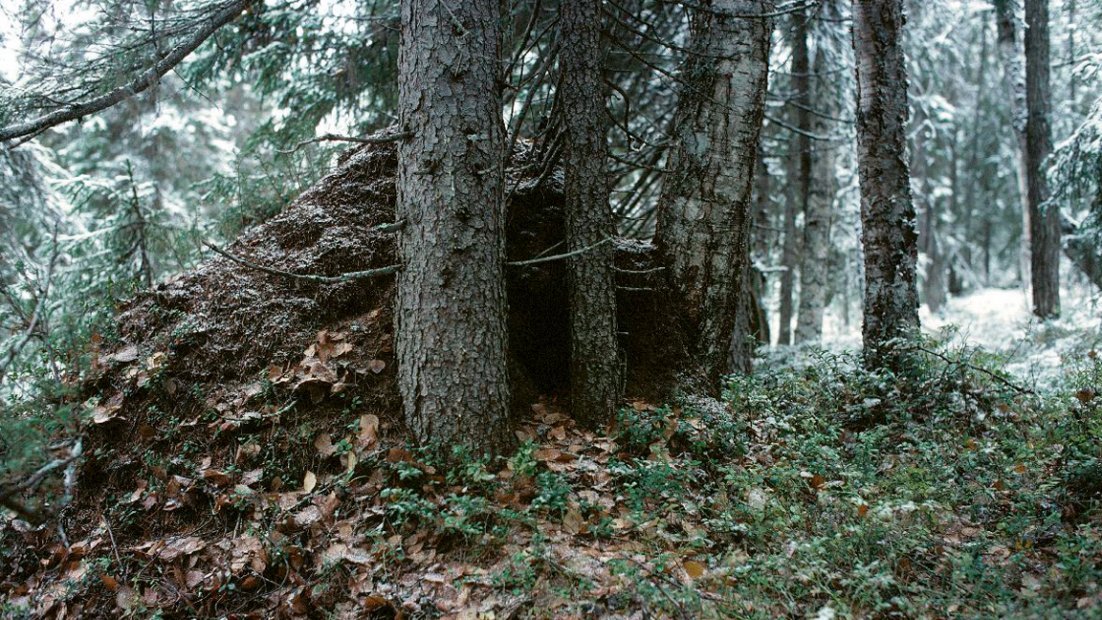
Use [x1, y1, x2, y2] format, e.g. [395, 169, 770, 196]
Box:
[395, 0, 512, 452]
[557, 0, 623, 427]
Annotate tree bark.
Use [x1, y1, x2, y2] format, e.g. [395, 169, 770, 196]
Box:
[396, 0, 512, 452]
[655, 0, 772, 387]
[852, 0, 920, 370]
[777, 13, 811, 346]
[994, 0, 1031, 295]
[557, 0, 623, 427]
[1024, 0, 1061, 318]
[794, 47, 836, 343]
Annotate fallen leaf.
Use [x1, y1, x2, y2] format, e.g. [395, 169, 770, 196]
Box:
[109, 345, 139, 364]
[303, 470, 317, 493]
[358, 414, 380, 448]
[314, 433, 336, 457]
[683, 560, 706, 580]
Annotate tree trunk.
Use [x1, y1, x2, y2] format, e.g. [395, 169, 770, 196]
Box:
[396, 0, 512, 452]
[994, 0, 1031, 298]
[655, 0, 772, 388]
[557, 0, 623, 427]
[1024, 0, 1061, 318]
[777, 13, 811, 346]
[750, 144, 772, 346]
[794, 47, 836, 343]
[852, 0, 920, 370]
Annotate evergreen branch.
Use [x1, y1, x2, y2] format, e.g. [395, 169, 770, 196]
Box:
[0, 225, 59, 384]
[0, 0, 254, 143]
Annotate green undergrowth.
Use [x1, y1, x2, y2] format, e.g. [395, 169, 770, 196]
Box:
[3, 337, 1101, 618]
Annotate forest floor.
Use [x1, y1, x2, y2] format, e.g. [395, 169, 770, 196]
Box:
[2, 141, 1100, 617]
[3, 324, 1102, 618]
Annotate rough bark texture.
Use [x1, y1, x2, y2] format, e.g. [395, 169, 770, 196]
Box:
[777, 13, 811, 346]
[655, 0, 772, 387]
[557, 0, 623, 427]
[1024, 0, 1061, 318]
[794, 48, 836, 343]
[852, 0, 920, 370]
[396, 0, 511, 452]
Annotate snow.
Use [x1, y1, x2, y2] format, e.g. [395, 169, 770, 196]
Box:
[816, 259, 1102, 386]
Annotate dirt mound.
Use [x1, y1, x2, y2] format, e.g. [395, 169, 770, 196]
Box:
[1, 137, 692, 617]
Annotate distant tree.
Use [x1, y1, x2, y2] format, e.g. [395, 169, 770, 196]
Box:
[556, 0, 623, 426]
[395, 0, 512, 452]
[656, 0, 773, 386]
[795, 44, 839, 343]
[994, 0, 1061, 318]
[1024, 0, 1061, 318]
[777, 12, 811, 346]
[851, 0, 920, 369]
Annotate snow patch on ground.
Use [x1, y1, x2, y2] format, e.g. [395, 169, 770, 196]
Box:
[817, 269, 1101, 386]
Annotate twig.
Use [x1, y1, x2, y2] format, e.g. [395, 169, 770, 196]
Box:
[507, 238, 613, 267]
[913, 344, 1034, 395]
[276, 131, 411, 155]
[203, 242, 399, 283]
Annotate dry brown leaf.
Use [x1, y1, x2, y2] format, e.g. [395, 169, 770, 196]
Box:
[683, 560, 706, 580]
[91, 392, 125, 424]
[303, 470, 318, 493]
[359, 414, 380, 448]
[314, 433, 336, 457]
[109, 345, 139, 364]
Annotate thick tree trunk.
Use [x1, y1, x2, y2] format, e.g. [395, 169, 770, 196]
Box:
[852, 0, 920, 370]
[557, 0, 623, 427]
[777, 14, 811, 346]
[656, 0, 772, 387]
[1024, 0, 1061, 318]
[794, 48, 836, 343]
[396, 0, 512, 452]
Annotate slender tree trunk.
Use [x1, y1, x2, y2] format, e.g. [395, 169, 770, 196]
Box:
[777, 14, 811, 346]
[1024, 0, 1060, 318]
[912, 108, 946, 313]
[751, 144, 772, 346]
[852, 0, 921, 370]
[557, 0, 623, 426]
[656, 0, 772, 387]
[395, 0, 511, 452]
[795, 48, 836, 343]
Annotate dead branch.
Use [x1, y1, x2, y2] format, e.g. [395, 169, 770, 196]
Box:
[277, 131, 412, 155]
[203, 242, 400, 283]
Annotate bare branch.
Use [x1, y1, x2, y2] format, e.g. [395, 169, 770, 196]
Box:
[276, 131, 412, 155]
[203, 242, 400, 283]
